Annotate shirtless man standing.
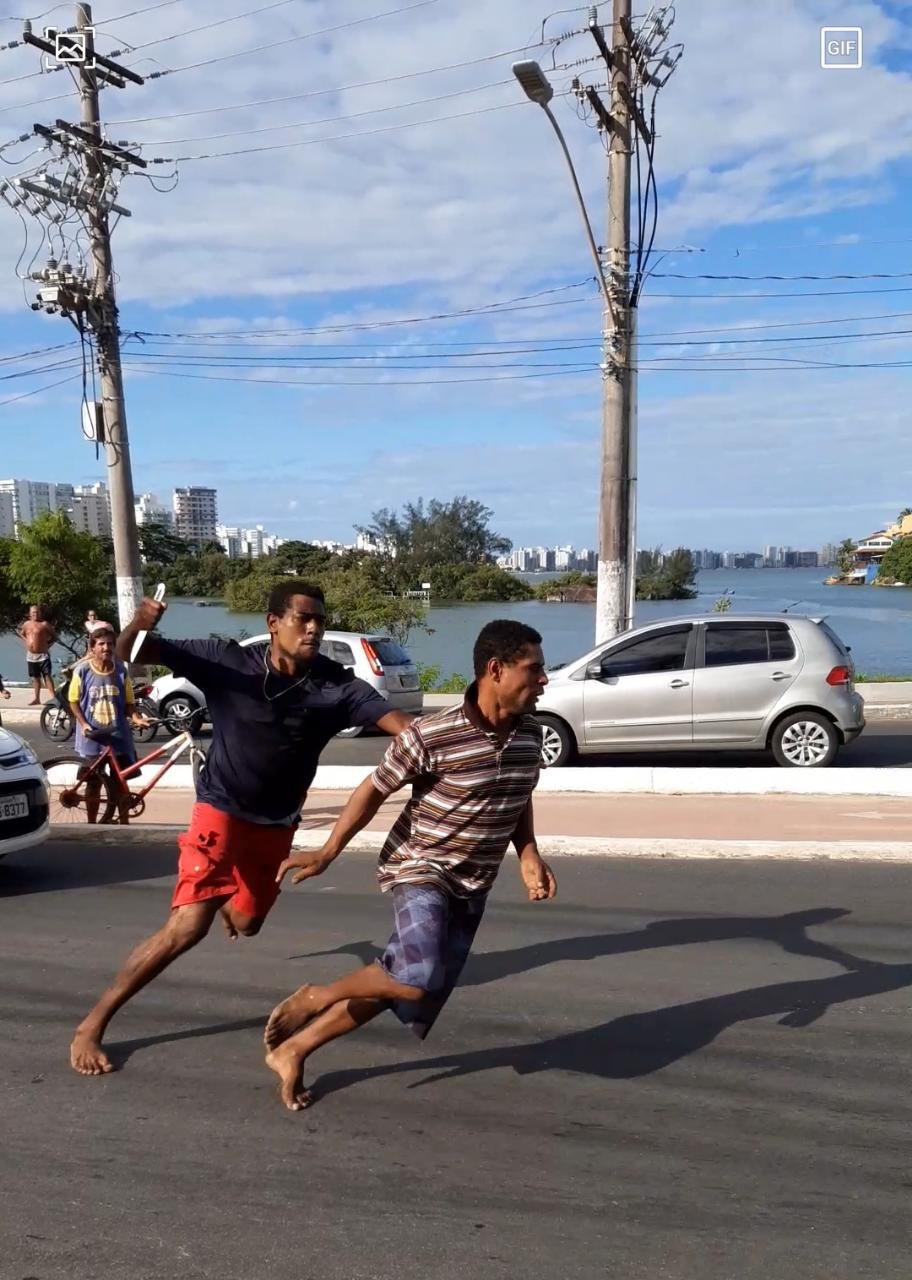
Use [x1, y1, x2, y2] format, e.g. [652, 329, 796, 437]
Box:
[17, 605, 56, 705]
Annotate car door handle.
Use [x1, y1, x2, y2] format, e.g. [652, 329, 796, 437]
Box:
[771, 672, 792, 681]
[669, 679, 690, 688]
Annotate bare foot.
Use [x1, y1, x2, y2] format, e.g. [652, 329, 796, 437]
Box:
[264, 983, 319, 1049]
[70, 1029, 115, 1076]
[28, 698, 40, 706]
[219, 904, 238, 940]
[265, 1044, 313, 1111]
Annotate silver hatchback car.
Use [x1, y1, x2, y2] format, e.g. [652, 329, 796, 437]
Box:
[534, 614, 865, 768]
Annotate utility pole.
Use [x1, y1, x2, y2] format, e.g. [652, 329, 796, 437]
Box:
[76, 4, 143, 627]
[596, 0, 633, 644]
[12, 4, 149, 628]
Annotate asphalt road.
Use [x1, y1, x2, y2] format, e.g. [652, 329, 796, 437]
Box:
[3, 837, 912, 1279]
[19, 717, 912, 769]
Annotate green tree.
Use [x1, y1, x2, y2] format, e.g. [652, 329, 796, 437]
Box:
[877, 537, 912, 586]
[6, 511, 112, 641]
[712, 596, 733, 613]
[453, 564, 533, 602]
[224, 569, 285, 614]
[357, 496, 512, 592]
[533, 571, 595, 600]
[322, 563, 426, 643]
[0, 537, 20, 633]
[636, 547, 697, 601]
[835, 537, 857, 575]
[272, 540, 334, 576]
[138, 521, 192, 566]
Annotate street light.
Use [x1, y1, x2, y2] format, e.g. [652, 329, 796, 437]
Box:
[511, 61, 612, 310]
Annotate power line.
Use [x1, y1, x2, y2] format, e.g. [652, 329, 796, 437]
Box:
[120, 363, 596, 387]
[141, 0, 443, 83]
[0, 368, 79, 406]
[652, 270, 912, 282]
[139, 79, 515, 147]
[107, 0, 307, 55]
[649, 286, 912, 299]
[131, 280, 597, 337]
[148, 95, 557, 163]
[108, 45, 547, 126]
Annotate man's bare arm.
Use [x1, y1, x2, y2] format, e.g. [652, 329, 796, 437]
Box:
[276, 776, 393, 885]
[114, 598, 166, 664]
[511, 799, 557, 901]
[375, 709, 414, 736]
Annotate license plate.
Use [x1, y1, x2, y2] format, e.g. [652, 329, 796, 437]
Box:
[0, 793, 28, 821]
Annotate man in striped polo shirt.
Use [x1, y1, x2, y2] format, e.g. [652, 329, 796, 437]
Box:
[264, 619, 558, 1112]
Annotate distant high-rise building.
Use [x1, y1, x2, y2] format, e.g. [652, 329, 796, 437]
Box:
[173, 486, 218, 547]
[819, 542, 837, 566]
[135, 492, 173, 528]
[763, 545, 779, 567]
[0, 488, 13, 539]
[69, 482, 112, 538]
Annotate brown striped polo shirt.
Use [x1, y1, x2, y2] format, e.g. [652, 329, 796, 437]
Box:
[370, 685, 543, 898]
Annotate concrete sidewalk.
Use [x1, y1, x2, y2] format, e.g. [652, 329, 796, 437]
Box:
[51, 785, 912, 861]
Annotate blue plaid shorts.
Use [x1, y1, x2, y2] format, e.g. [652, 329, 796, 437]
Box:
[379, 882, 487, 1040]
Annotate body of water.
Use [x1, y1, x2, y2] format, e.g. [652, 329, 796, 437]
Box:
[0, 568, 908, 681]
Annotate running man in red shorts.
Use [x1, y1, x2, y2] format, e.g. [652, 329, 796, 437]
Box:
[69, 581, 412, 1076]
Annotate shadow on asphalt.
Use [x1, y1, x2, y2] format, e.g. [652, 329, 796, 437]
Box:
[308, 957, 912, 1103]
[103, 1018, 265, 1070]
[0, 837, 176, 897]
[292, 906, 864, 984]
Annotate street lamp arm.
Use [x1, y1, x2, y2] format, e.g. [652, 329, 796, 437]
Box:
[540, 102, 613, 315]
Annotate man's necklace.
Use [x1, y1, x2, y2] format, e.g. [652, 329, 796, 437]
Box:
[262, 649, 313, 702]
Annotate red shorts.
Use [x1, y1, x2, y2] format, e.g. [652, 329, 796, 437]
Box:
[172, 803, 296, 920]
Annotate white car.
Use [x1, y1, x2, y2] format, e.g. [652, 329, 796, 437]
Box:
[147, 630, 423, 737]
[0, 727, 50, 857]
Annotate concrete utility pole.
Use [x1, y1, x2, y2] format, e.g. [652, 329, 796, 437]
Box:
[13, 4, 148, 627]
[596, 0, 634, 644]
[513, 5, 679, 645]
[76, 4, 143, 627]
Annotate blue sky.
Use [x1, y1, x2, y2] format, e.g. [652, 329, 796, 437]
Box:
[0, 0, 910, 553]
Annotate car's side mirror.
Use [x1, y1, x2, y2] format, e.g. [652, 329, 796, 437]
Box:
[585, 660, 604, 679]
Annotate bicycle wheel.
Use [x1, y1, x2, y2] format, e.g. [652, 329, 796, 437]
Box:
[41, 755, 118, 825]
[40, 702, 74, 743]
[132, 697, 159, 744]
[189, 744, 208, 791]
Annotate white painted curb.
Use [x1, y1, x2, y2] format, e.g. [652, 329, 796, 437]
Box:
[289, 830, 912, 862]
[50, 824, 912, 862]
[40, 759, 912, 797]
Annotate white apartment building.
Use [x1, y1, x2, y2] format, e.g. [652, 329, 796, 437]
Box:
[0, 478, 59, 531]
[0, 488, 14, 539]
[173, 487, 218, 546]
[69, 483, 112, 538]
[135, 492, 173, 527]
[216, 523, 285, 558]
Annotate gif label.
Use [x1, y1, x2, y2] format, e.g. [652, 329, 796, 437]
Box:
[820, 26, 862, 68]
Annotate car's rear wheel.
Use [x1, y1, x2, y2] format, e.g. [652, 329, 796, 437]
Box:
[161, 693, 205, 738]
[536, 714, 576, 768]
[770, 712, 839, 767]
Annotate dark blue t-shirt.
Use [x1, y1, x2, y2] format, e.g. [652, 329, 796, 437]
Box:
[157, 637, 389, 823]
